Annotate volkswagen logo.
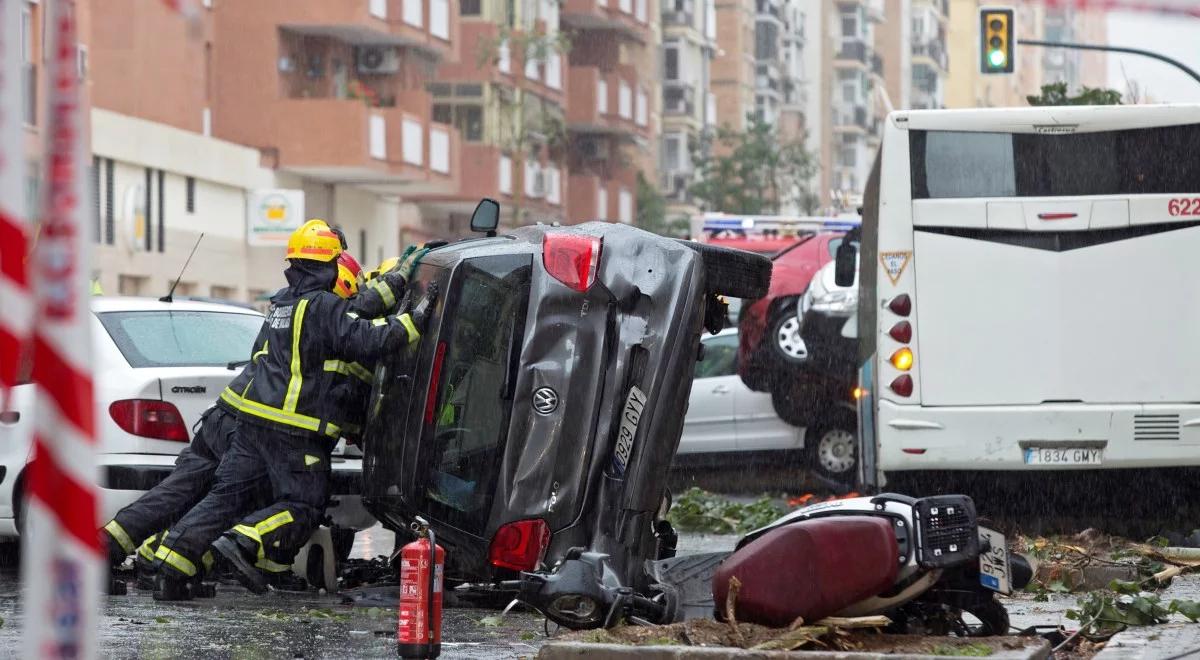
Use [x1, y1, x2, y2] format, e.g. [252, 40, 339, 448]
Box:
[532, 387, 559, 415]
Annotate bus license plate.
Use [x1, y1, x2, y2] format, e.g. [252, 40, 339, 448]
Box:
[1023, 447, 1102, 465]
[978, 527, 1010, 594]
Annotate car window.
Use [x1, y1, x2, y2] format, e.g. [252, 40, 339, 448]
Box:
[97, 310, 264, 368]
[826, 236, 860, 260]
[695, 334, 738, 379]
[419, 254, 532, 535]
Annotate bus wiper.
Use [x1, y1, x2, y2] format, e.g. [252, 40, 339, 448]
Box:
[227, 359, 251, 371]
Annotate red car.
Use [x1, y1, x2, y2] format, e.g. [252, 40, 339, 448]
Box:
[736, 232, 846, 392]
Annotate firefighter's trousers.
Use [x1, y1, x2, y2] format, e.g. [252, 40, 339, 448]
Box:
[155, 421, 332, 579]
[101, 407, 239, 562]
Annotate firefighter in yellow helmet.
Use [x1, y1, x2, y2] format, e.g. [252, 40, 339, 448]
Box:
[150, 219, 430, 599]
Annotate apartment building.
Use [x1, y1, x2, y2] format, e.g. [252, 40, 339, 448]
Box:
[909, 0, 949, 110]
[660, 0, 717, 217]
[562, 0, 657, 225]
[712, 0, 755, 131]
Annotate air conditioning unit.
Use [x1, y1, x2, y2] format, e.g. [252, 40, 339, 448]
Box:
[357, 47, 400, 74]
[577, 137, 610, 161]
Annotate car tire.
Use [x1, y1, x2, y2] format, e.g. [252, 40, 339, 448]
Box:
[767, 306, 807, 366]
[805, 408, 857, 482]
[678, 241, 773, 300]
[770, 385, 809, 427]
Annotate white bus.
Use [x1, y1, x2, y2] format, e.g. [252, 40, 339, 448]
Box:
[841, 105, 1200, 489]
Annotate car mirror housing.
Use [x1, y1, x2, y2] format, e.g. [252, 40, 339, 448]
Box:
[471, 198, 501, 237]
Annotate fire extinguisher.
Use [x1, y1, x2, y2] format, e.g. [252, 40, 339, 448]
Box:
[397, 516, 444, 659]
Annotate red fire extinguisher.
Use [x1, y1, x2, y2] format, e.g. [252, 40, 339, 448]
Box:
[397, 516, 444, 659]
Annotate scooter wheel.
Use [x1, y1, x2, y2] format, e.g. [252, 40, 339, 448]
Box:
[962, 598, 1010, 637]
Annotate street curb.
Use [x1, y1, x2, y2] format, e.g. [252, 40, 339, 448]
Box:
[1093, 623, 1200, 659]
[537, 640, 1052, 660]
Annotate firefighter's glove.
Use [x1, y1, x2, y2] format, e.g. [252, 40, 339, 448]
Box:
[397, 246, 430, 281]
[410, 283, 439, 332]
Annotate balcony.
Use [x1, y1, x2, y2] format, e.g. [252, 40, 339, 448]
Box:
[912, 41, 949, 73]
[566, 65, 649, 139]
[273, 98, 457, 193]
[412, 144, 564, 219]
[663, 8, 694, 27]
[834, 39, 870, 67]
[273, 0, 453, 59]
[756, 0, 784, 24]
[832, 105, 869, 133]
[663, 84, 697, 118]
[562, 0, 651, 43]
[871, 53, 884, 76]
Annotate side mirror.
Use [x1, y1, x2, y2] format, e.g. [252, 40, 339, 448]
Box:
[834, 241, 857, 288]
[470, 198, 500, 237]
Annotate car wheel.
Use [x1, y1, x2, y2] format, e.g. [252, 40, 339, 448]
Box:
[806, 410, 857, 482]
[677, 241, 773, 300]
[768, 309, 807, 365]
[770, 386, 809, 427]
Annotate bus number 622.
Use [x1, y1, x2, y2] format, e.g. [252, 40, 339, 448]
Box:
[1168, 198, 1200, 217]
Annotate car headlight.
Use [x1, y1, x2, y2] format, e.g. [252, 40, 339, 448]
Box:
[810, 290, 858, 314]
[798, 289, 813, 316]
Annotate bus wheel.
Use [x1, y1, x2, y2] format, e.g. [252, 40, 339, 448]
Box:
[806, 410, 857, 482]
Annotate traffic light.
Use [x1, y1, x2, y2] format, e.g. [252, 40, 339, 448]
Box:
[980, 7, 1015, 74]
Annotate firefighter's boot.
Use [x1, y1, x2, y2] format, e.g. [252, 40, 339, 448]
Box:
[212, 534, 268, 595]
[152, 573, 194, 602]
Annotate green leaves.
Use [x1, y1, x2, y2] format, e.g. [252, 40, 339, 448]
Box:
[1066, 580, 1200, 641]
[689, 115, 819, 216]
[666, 488, 783, 535]
[1026, 82, 1123, 107]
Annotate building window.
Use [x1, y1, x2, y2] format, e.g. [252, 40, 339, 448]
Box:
[840, 11, 858, 39]
[359, 229, 367, 263]
[118, 275, 148, 296]
[664, 45, 679, 81]
[21, 5, 35, 126]
[91, 156, 100, 243]
[663, 134, 683, 173]
[462, 0, 482, 15]
[157, 169, 165, 253]
[210, 285, 236, 300]
[186, 176, 196, 213]
[104, 158, 115, 245]
[433, 103, 483, 142]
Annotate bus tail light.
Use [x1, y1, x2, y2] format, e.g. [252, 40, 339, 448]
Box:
[888, 294, 912, 317]
[901, 448, 927, 455]
[890, 374, 913, 397]
[543, 234, 602, 292]
[889, 321, 912, 344]
[890, 347, 914, 371]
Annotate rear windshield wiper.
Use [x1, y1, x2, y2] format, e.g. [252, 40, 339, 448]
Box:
[227, 359, 251, 371]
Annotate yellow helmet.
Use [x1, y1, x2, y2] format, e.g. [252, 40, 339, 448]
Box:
[365, 256, 401, 283]
[334, 252, 364, 299]
[286, 219, 342, 262]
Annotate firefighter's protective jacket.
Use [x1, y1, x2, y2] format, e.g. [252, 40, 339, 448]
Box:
[220, 268, 409, 429]
[220, 260, 408, 440]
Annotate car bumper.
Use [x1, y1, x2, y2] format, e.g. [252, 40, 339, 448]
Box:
[96, 454, 375, 531]
[878, 400, 1200, 471]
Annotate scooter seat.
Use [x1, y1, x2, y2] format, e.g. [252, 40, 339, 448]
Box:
[712, 517, 899, 627]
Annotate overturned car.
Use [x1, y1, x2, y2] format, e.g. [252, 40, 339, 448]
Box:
[361, 200, 771, 626]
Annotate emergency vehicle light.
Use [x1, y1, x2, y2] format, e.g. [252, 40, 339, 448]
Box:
[890, 347, 914, 371]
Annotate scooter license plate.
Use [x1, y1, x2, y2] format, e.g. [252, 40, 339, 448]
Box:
[978, 527, 1011, 594]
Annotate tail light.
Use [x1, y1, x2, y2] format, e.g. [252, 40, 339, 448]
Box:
[543, 234, 602, 292]
[890, 374, 914, 397]
[489, 518, 551, 572]
[887, 294, 912, 317]
[889, 321, 912, 344]
[890, 347, 913, 371]
[424, 342, 447, 424]
[109, 400, 188, 442]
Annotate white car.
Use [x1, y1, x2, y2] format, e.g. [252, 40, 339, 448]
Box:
[678, 328, 806, 460]
[0, 297, 376, 546]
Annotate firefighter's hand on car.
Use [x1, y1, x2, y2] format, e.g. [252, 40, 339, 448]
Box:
[410, 283, 439, 331]
[397, 245, 431, 280]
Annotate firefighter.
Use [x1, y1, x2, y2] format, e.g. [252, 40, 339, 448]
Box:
[100, 250, 406, 588]
[149, 220, 424, 600]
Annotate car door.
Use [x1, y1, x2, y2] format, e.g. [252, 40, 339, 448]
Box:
[679, 333, 739, 455]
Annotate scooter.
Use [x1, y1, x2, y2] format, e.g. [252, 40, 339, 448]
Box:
[516, 493, 1032, 635]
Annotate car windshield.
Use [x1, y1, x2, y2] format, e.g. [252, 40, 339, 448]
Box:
[97, 310, 263, 368]
[418, 254, 532, 536]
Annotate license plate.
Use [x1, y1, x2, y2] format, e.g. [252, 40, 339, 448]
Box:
[978, 527, 1010, 594]
[1023, 447, 1103, 465]
[610, 386, 647, 478]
